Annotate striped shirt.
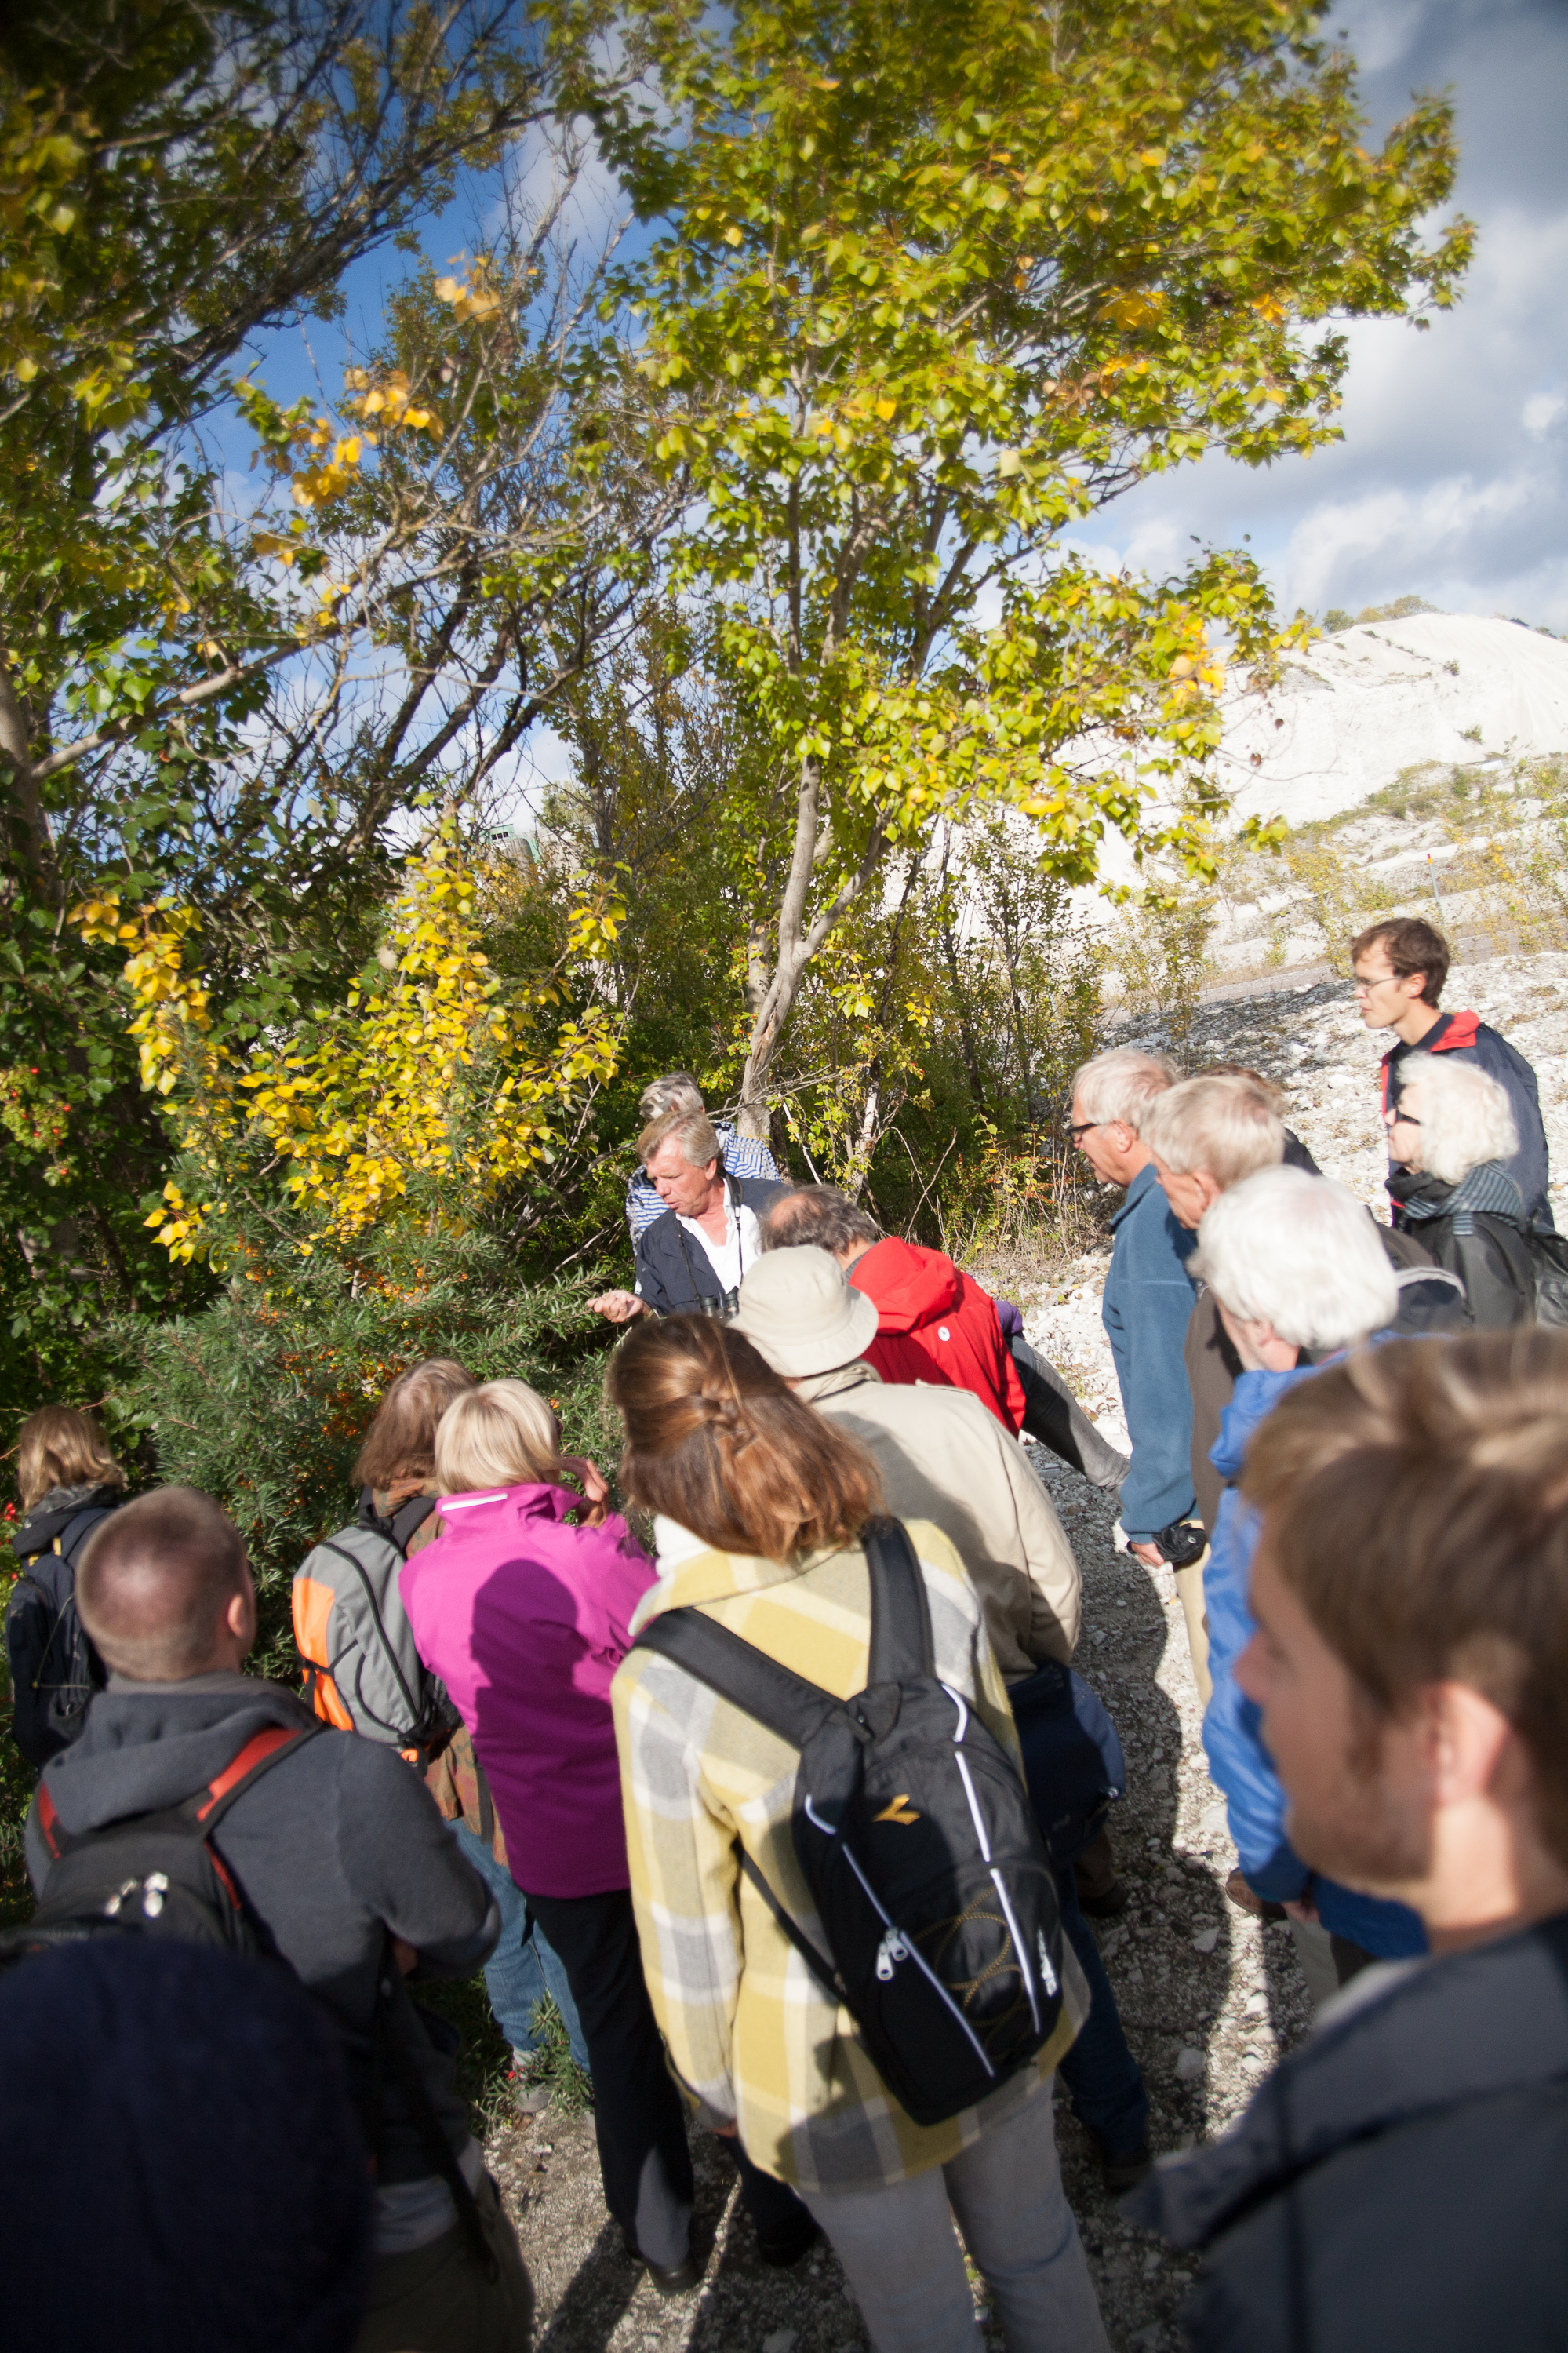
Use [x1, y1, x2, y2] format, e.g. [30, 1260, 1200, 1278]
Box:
[610, 1520, 1085, 2194]
[624, 1123, 780, 1239]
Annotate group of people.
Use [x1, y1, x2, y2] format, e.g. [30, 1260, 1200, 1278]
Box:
[5, 912, 1567, 2352]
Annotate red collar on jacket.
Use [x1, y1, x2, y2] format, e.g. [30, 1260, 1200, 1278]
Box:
[1378, 1009, 1476, 1102]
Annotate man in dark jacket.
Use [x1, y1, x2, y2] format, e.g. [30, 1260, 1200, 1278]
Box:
[591, 1108, 786, 1322]
[27, 1486, 529, 2353]
[1352, 915, 1555, 1229]
[1130, 1330, 1568, 2351]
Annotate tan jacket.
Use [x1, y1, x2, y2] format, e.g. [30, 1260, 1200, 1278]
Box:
[795, 1361, 1080, 1677]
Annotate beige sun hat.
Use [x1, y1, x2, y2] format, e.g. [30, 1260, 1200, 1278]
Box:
[732, 1244, 879, 1379]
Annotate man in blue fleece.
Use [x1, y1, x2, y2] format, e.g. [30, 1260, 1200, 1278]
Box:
[1190, 1166, 1426, 2002]
[1070, 1048, 1206, 1689]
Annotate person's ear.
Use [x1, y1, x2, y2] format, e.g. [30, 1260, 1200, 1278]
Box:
[1198, 1171, 1224, 1215]
[1424, 1681, 1515, 1811]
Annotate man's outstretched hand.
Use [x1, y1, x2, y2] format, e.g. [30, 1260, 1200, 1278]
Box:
[589, 1289, 646, 1324]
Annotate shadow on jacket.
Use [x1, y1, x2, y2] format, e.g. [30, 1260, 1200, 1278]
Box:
[1129, 1913, 1568, 2352]
[5, 1483, 118, 1767]
[1391, 1161, 1536, 1328]
[1201, 1368, 1425, 1958]
[846, 1235, 1027, 1432]
[1103, 1163, 1199, 1541]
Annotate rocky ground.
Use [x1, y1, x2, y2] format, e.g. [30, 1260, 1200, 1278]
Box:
[483, 958, 1566, 2352]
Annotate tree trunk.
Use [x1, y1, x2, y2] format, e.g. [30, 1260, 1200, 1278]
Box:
[0, 655, 60, 901]
[737, 751, 888, 1139]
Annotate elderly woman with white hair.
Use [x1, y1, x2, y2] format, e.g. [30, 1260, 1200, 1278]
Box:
[1191, 1167, 1427, 2005]
[1386, 1051, 1534, 1327]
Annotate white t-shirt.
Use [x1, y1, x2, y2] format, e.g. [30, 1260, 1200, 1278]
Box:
[675, 1198, 762, 1297]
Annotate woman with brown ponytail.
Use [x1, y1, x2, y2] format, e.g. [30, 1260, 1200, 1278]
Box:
[609, 1316, 1108, 2353]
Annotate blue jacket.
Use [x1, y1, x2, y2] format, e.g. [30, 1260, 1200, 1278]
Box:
[1103, 1160, 1199, 1540]
[1202, 1368, 1425, 1958]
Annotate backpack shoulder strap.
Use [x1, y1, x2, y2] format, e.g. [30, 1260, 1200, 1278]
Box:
[35, 1721, 323, 1863]
[315, 1535, 423, 1732]
[189, 1720, 325, 1834]
[863, 1515, 934, 1686]
[634, 1608, 835, 1750]
[53, 1506, 111, 1568]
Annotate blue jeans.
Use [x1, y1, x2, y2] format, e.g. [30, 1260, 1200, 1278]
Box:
[450, 1821, 591, 2071]
[1056, 1865, 1148, 2158]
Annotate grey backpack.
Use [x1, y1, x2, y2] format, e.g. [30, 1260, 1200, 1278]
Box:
[292, 1492, 453, 1751]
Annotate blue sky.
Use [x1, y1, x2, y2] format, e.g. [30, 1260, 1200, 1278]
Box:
[237, 0, 1566, 788]
[1068, 0, 1568, 628]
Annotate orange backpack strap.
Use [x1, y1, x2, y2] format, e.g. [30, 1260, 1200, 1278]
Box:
[194, 1725, 312, 1822]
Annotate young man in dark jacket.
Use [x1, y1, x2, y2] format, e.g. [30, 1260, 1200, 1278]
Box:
[26, 1487, 529, 2353]
[1130, 1331, 1568, 2351]
[1352, 915, 1555, 1229]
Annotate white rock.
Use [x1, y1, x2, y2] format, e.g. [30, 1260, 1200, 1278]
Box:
[1191, 1925, 1220, 1954]
[1174, 2045, 1205, 2082]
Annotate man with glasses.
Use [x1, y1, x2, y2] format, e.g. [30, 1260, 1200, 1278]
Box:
[1068, 1049, 1208, 1690]
[1350, 916, 1553, 1229]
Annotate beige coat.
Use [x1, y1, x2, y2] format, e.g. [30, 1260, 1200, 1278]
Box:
[795, 1361, 1080, 1676]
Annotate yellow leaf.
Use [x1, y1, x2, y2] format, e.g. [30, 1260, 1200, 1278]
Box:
[722, 225, 744, 246]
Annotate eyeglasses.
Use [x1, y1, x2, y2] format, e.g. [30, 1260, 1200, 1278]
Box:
[1067, 1118, 1100, 1139]
[1384, 1107, 1420, 1127]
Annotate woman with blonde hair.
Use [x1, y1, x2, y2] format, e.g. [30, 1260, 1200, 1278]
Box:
[5, 1405, 126, 1766]
[402, 1376, 817, 2291]
[608, 1315, 1108, 2353]
[1388, 1054, 1535, 1327]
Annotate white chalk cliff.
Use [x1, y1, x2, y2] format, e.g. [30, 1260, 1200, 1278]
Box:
[1219, 612, 1568, 828]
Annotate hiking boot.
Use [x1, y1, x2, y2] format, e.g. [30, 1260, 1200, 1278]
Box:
[1096, 2138, 1154, 2195]
[622, 2234, 701, 2296]
[1225, 1868, 1286, 1922]
[1078, 1877, 1130, 1920]
[509, 2054, 552, 2118]
[756, 2215, 822, 2268]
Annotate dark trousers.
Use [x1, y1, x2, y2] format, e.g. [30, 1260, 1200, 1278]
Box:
[525, 1885, 813, 2267]
[524, 1886, 695, 2267]
[1055, 1866, 1149, 2159]
[1010, 1335, 1130, 1495]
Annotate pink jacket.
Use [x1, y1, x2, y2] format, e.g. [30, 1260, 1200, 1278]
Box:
[402, 1483, 655, 1898]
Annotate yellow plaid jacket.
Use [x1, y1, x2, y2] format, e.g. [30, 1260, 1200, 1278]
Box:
[610, 1518, 1086, 2194]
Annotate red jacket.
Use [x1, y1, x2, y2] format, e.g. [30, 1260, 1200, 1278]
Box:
[848, 1237, 1027, 1433]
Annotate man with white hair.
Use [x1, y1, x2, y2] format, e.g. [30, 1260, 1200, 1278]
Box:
[1386, 1053, 1534, 1327]
[1143, 1073, 1287, 1543]
[1192, 1166, 1427, 2003]
[622, 1073, 780, 1241]
[1070, 1048, 1206, 1661]
[732, 1246, 1154, 2192]
[590, 1109, 787, 1323]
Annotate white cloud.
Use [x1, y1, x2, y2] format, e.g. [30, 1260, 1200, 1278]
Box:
[1524, 390, 1566, 438]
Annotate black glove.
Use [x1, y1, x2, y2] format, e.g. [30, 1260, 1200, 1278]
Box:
[1153, 1518, 1207, 1569]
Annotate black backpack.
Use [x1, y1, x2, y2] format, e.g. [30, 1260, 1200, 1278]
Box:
[635, 1516, 1063, 2129]
[1528, 1227, 1568, 1327]
[5, 1503, 113, 1768]
[2, 1723, 323, 1965]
